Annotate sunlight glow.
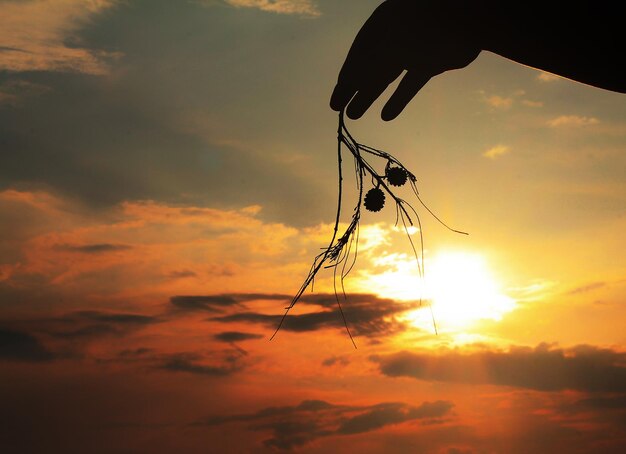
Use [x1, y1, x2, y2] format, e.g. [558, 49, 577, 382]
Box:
[425, 252, 516, 330]
[360, 250, 516, 333]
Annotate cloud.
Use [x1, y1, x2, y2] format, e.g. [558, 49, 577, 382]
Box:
[71, 311, 157, 326]
[321, 355, 350, 367]
[0, 0, 120, 74]
[159, 351, 244, 376]
[565, 281, 606, 295]
[223, 0, 321, 17]
[170, 294, 288, 312]
[0, 190, 313, 310]
[566, 394, 626, 412]
[210, 293, 418, 339]
[214, 331, 264, 343]
[117, 347, 154, 358]
[171, 295, 243, 312]
[0, 80, 51, 106]
[166, 269, 198, 279]
[0, 0, 334, 225]
[0, 328, 54, 362]
[558, 394, 626, 433]
[548, 115, 600, 127]
[194, 399, 453, 450]
[482, 144, 510, 159]
[48, 311, 158, 342]
[484, 95, 513, 109]
[537, 72, 561, 82]
[2, 311, 160, 349]
[55, 243, 132, 253]
[372, 343, 626, 392]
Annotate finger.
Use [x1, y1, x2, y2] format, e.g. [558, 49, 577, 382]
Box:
[330, 81, 356, 112]
[381, 70, 431, 121]
[330, 33, 380, 112]
[330, 2, 396, 111]
[345, 67, 404, 119]
[330, 51, 394, 113]
[330, 41, 385, 112]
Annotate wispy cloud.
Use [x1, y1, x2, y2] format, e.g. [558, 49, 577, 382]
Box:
[55, 243, 133, 254]
[482, 144, 511, 159]
[159, 351, 245, 376]
[548, 115, 600, 127]
[0, 0, 121, 74]
[224, 0, 320, 17]
[537, 72, 561, 82]
[484, 95, 513, 110]
[565, 281, 606, 296]
[193, 399, 453, 450]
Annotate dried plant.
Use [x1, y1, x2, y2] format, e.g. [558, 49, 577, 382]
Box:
[271, 111, 467, 347]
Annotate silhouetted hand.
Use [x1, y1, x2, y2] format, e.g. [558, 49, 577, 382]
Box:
[330, 0, 480, 121]
[331, 0, 625, 121]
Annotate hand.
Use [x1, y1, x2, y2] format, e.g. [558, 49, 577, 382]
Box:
[330, 0, 481, 121]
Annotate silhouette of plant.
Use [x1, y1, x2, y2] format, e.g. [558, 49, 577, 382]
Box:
[271, 111, 467, 347]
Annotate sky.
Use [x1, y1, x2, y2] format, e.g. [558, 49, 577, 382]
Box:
[1, 0, 625, 452]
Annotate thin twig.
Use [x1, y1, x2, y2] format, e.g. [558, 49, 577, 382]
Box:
[271, 110, 467, 344]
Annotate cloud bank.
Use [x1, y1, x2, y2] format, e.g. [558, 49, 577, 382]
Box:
[373, 343, 626, 392]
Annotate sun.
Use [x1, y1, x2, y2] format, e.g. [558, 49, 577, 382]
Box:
[424, 252, 516, 330]
[359, 250, 516, 332]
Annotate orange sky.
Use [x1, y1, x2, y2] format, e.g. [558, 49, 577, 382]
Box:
[1, 1, 625, 453]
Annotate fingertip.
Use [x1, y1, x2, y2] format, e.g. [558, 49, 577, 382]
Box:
[380, 106, 399, 122]
[330, 102, 344, 112]
[345, 104, 364, 120]
[330, 84, 351, 112]
[329, 91, 342, 111]
[381, 72, 430, 122]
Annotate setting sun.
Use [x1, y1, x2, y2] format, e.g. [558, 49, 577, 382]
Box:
[357, 247, 516, 332]
[377, 251, 517, 333]
[425, 252, 516, 330]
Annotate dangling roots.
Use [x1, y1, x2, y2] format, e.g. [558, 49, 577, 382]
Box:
[270, 111, 468, 348]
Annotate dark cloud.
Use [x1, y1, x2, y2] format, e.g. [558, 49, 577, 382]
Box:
[159, 351, 243, 377]
[194, 399, 453, 450]
[170, 293, 289, 312]
[53, 324, 120, 339]
[47, 310, 159, 340]
[166, 269, 197, 279]
[211, 293, 417, 339]
[336, 401, 453, 435]
[170, 295, 239, 312]
[0, 0, 334, 226]
[372, 343, 626, 392]
[0, 46, 30, 54]
[559, 394, 626, 429]
[0, 327, 54, 362]
[565, 281, 606, 295]
[54, 243, 132, 253]
[0, 310, 160, 354]
[117, 347, 154, 358]
[214, 331, 263, 343]
[71, 311, 157, 325]
[569, 394, 626, 411]
[321, 355, 350, 367]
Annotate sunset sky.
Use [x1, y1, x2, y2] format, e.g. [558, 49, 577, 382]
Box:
[1, 1, 625, 452]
